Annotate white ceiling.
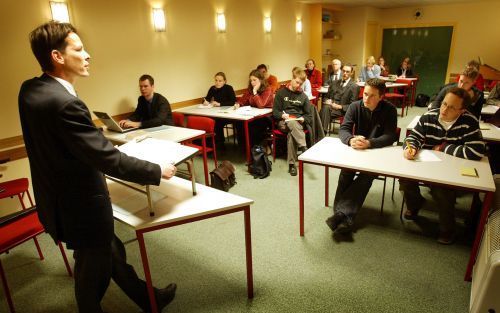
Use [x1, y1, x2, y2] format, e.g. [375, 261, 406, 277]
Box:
[297, 0, 486, 9]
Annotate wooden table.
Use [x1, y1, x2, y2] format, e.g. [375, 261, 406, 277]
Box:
[298, 137, 496, 281]
[103, 125, 210, 185]
[175, 105, 272, 167]
[109, 177, 254, 313]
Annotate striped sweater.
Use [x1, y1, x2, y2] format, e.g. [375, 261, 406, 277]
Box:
[405, 109, 485, 160]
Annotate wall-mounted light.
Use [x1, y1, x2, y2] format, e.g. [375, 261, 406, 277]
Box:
[296, 19, 303, 34]
[264, 17, 272, 33]
[152, 8, 166, 32]
[50, 1, 70, 23]
[217, 13, 226, 33]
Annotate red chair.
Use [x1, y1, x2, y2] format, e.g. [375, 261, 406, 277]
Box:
[384, 79, 411, 117]
[0, 178, 34, 210]
[185, 116, 218, 169]
[172, 112, 185, 127]
[271, 120, 309, 162]
[0, 207, 72, 313]
[358, 86, 364, 99]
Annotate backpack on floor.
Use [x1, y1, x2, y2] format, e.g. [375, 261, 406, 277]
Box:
[415, 93, 430, 107]
[250, 145, 272, 179]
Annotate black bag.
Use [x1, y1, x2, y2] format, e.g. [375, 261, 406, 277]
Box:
[415, 93, 430, 107]
[250, 145, 272, 179]
[210, 160, 236, 191]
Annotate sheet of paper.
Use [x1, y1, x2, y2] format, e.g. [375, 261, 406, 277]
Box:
[413, 149, 442, 162]
[234, 106, 258, 116]
[479, 122, 491, 130]
[118, 138, 182, 166]
[197, 103, 213, 109]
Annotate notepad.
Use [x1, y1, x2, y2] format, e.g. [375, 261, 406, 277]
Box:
[460, 167, 478, 177]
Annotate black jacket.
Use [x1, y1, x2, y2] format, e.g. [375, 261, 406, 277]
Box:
[272, 87, 313, 126]
[19, 74, 161, 249]
[339, 99, 398, 148]
[205, 84, 236, 107]
[128, 93, 173, 128]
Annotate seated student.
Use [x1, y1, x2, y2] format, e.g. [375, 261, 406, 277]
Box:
[305, 59, 323, 98]
[319, 64, 359, 131]
[400, 87, 485, 244]
[293, 66, 312, 98]
[272, 69, 312, 176]
[430, 67, 485, 119]
[236, 69, 274, 146]
[325, 59, 342, 89]
[358, 56, 381, 82]
[119, 74, 173, 129]
[456, 60, 485, 91]
[378, 56, 390, 77]
[203, 72, 237, 145]
[325, 78, 397, 235]
[396, 58, 413, 78]
[257, 64, 279, 93]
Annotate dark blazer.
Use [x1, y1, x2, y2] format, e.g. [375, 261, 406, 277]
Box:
[19, 74, 161, 249]
[128, 93, 173, 128]
[325, 79, 360, 115]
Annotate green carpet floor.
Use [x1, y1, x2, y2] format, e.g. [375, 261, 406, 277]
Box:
[0, 106, 475, 312]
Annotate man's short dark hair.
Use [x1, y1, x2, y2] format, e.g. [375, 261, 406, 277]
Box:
[139, 74, 154, 85]
[29, 21, 77, 72]
[366, 78, 386, 95]
[446, 87, 471, 109]
[257, 64, 268, 71]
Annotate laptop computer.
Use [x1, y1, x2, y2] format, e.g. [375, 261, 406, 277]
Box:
[93, 111, 139, 133]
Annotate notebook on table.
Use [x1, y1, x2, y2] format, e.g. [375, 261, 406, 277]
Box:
[93, 111, 139, 133]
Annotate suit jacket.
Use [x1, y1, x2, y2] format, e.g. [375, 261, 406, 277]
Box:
[19, 74, 161, 249]
[325, 79, 360, 115]
[128, 93, 173, 128]
[325, 70, 342, 90]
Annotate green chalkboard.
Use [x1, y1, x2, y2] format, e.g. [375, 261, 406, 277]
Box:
[381, 26, 453, 96]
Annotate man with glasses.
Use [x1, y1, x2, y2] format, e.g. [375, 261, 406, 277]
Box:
[319, 64, 359, 132]
[400, 87, 485, 244]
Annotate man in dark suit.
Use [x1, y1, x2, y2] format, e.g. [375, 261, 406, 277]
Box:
[19, 21, 177, 313]
[319, 64, 360, 132]
[119, 74, 173, 129]
[324, 58, 342, 89]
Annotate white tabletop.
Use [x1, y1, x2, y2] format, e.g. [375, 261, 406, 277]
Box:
[406, 115, 500, 142]
[175, 105, 272, 121]
[109, 176, 254, 230]
[103, 125, 205, 144]
[481, 104, 499, 115]
[299, 137, 495, 192]
[380, 76, 418, 81]
[356, 82, 408, 88]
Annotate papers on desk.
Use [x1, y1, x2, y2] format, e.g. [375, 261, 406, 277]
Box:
[234, 106, 259, 116]
[413, 150, 442, 162]
[197, 103, 214, 109]
[480, 122, 491, 130]
[285, 117, 304, 123]
[118, 138, 184, 166]
[218, 106, 236, 113]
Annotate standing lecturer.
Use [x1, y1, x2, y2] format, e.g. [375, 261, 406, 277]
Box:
[18, 21, 177, 312]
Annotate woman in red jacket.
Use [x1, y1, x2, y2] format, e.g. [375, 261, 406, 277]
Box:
[305, 59, 322, 100]
[236, 69, 274, 149]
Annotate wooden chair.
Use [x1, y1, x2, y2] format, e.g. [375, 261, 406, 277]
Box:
[185, 116, 218, 169]
[0, 207, 72, 313]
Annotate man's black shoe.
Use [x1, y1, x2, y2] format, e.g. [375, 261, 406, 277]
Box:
[335, 219, 354, 235]
[156, 283, 177, 312]
[325, 212, 345, 232]
[289, 164, 297, 176]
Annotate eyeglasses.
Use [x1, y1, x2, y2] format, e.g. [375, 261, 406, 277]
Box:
[441, 101, 462, 112]
[342, 70, 351, 73]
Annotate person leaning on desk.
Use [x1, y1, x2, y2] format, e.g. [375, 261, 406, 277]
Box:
[119, 74, 173, 129]
[400, 87, 486, 245]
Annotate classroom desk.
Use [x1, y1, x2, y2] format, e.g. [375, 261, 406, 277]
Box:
[297, 137, 496, 281]
[109, 176, 255, 313]
[356, 81, 408, 88]
[102, 125, 210, 185]
[481, 104, 499, 116]
[174, 105, 272, 167]
[406, 115, 500, 143]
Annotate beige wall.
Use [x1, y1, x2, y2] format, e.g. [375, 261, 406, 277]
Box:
[324, 1, 499, 81]
[0, 0, 310, 139]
